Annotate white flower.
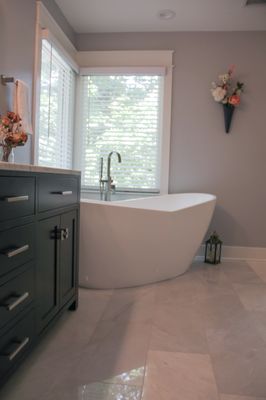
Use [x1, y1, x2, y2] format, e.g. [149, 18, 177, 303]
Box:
[219, 73, 229, 84]
[211, 86, 226, 102]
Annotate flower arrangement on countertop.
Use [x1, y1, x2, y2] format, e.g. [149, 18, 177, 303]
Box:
[211, 65, 244, 105]
[211, 66, 244, 133]
[0, 112, 28, 161]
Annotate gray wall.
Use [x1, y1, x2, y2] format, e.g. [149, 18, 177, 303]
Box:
[1, 3, 265, 248]
[76, 32, 266, 247]
[0, 0, 36, 163]
[41, 0, 76, 46]
[0, 0, 75, 163]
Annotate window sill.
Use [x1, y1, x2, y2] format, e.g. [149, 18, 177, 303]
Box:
[81, 189, 158, 202]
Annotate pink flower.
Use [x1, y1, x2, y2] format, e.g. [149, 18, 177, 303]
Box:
[228, 95, 240, 106]
[228, 65, 236, 76]
[1, 117, 10, 127]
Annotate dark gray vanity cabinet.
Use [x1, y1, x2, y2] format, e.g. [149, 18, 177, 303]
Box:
[59, 210, 78, 308]
[0, 168, 80, 387]
[37, 215, 61, 332]
[37, 210, 78, 333]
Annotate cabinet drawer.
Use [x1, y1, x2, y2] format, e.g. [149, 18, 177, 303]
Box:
[0, 309, 34, 379]
[0, 265, 34, 330]
[38, 175, 79, 212]
[0, 224, 35, 278]
[0, 177, 35, 223]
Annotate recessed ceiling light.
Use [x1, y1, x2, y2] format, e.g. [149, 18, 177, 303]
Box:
[158, 9, 176, 20]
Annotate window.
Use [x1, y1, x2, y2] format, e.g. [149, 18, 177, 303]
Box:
[34, 11, 173, 189]
[37, 39, 75, 169]
[78, 71, 165, 192]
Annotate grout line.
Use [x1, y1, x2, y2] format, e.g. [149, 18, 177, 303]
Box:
[139, 286, 157, 398]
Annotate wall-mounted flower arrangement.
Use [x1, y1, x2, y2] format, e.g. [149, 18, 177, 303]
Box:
[0, 112, 28, 162]
[211, 66, 244, 133]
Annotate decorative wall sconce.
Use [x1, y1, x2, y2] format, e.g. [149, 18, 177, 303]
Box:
[223, 103, 235, 133]
[211, 66, 244, 133]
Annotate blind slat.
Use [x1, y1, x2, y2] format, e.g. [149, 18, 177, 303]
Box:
[37, 39, 75, 169]
[79, 74, 163, 191]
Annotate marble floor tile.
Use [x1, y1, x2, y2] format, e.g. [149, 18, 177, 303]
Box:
[192, 263, 241, 303]
[199, 290, 247, 329]
[206, 313, 265, 354]
[103, 367, 146, 387]
[197, 262, 232, 289]
[142, 351, 219, 400]
[2, 261, 266, 400]
[221, 261, 263, 284]
[210, 348, 266, 398]
[220, 395, 266, 400]
[150, 301, 209, 353]
[64, 319, 151, 387]
[249, 311, 266, 344]
[233, 283, 266, 311]
[247, 260, 266, 284]
[155, 270, 206, 307]
[101, 285, 155, 324]
[77, 288, 114, 322]
[42, 381, 142, 400]
[207, 304, 266, 397]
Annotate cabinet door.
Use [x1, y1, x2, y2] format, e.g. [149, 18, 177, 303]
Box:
[59, 210, 77, 307]
[37, 216, 60, 333]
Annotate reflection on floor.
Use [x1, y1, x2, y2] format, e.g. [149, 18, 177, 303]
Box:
[1, 260, 266, 400]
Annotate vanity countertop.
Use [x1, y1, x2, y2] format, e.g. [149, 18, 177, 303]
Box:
[0, 162, 81, 175]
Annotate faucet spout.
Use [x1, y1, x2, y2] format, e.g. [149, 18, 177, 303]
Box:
[107, 151, 122, 178]
[98, 151, 121, 201]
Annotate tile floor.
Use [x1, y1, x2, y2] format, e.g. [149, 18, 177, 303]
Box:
[1, 260, 266, 400]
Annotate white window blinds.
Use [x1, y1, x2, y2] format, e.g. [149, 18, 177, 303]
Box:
[37, 39, 75, 169]
[79, 74, 163, 192]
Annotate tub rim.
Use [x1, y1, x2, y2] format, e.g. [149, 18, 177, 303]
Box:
[80, 192, 216, 213]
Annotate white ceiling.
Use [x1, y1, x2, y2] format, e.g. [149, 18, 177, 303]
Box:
[55, 0, 266, 33]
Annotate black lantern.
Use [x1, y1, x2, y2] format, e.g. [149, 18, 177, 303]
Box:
[204, 231, 222, 264]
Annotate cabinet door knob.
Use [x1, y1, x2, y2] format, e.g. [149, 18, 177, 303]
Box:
[53, 228, 69, 241]
[63, 228, 69, 240]
[3, 195, 29, 203]
[2, 244, 29, 258]
[1, 292, 30, 311]
[1, 337, 30, 362]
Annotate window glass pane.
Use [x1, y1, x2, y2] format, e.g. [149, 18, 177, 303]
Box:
[38, 39, 75, 169]
[80, 75, 162, 192]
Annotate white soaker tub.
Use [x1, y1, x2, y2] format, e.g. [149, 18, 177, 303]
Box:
[79, 193, 216, 289]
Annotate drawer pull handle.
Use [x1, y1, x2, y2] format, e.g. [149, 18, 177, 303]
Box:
[4, 195, 29, 203]
[52, 191, 73, 196]
[4, 244, 29, 258]
[6, 337, 30, 361]
[2, 292, 30, 311]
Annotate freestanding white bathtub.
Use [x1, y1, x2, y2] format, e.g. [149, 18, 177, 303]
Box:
[79, 193, 216, 289]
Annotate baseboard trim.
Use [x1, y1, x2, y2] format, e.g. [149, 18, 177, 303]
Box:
[195, 245, 266, 262]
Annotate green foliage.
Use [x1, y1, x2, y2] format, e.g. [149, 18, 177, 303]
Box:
[82, 75, 161, 190]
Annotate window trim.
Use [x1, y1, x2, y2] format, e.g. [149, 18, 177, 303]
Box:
[76, 72, 164, 192]
[33, 1, 78, 165]
[34, 9, 173, 193]
[75, 51, 173, 194]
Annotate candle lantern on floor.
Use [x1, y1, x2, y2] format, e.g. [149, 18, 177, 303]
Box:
[204, 231, 222, 264]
